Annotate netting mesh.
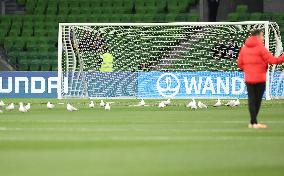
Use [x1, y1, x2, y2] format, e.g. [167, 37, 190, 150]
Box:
[59, 22, 283, 99]
[269, 23, 284, 99]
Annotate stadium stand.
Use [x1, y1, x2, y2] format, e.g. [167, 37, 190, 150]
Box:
[227, 4, 284, 45]
[0, 0, 199, 71]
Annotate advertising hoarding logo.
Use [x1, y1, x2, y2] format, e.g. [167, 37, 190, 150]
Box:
[156, 73, 180, 98]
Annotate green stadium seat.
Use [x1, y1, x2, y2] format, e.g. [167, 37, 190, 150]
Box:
[57, 15, 67, 22]
[69, 8, 81, 15]
[3, 37, 14, 51]
[46, 6, 57, 15]
[18, 63, 29, 71]
[135, 7, 160, 14]
[16, 0, 26, 5]
[87, 15, 99, 23]
[34, 6, 47, 15]
[0, 24, 9, 40]
[26, 43, 38, 51]
[13, 38, 25, 51]
[69, 1, 80, 8]
[7, 52, 18, 65]
[48, 0, 58, 7]
[153, 14, 166, 22]
[101, 0, 112, 7]
[176, 13, 190, 21]
[9, 28, 20, 37]
[135, 14, 154, 22]
[25, 0, 36, 14]
[119, 14, 132, 22]
[97, 14, 111, 22]
[51, 64, 58, 71]
[30, 59, 41, 71]
[236, 5, 248, 13]
[11, 44, 23, 52]
[122, 0, 134, 10]
[273, 13, 284, 21]
[39, 44, 49, 52]
[66, 15, 77, 22]
[43, 23, 55, 31]
[167, 0, 189, 13]
[21, 28, 34, 37]
[133, 0, 144, 7]
[76, 15, 89, 22]
[112, 7, 127, 14]
[188, 13, 199, 22]
[112, 0, 124, 7]
[41, 64, 51, 71]
[227, 12, 239, 21]
[238, 13, 249, 21]
[58, 7, 70, 15]
[18, 53, 30, 71]
[32, 15, 45, 22]
[45, 15, 57, 22]
[101, 7, 115, 14]
[262, 12, 273, 20]
[144, 0, 156, 7]
[34, 29, 46, 36]
[250, 13, 263, 20]
[7, 0, 201, 71]
[46, 30, 58, 38]
[22, 15, 33, 22]
[0, 15, 12, 26]
[78, 0, 90, 8]
[79, 8, 93, 15]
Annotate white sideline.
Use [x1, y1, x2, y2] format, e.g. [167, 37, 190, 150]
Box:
[0, 136, 283, 142]
[1, 127, 283, 132]
[1, 120, 284, 124]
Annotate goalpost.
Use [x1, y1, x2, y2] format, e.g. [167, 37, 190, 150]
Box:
[57, 21, 283, 99]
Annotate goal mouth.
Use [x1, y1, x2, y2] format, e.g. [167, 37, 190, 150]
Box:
[57, 21, 283, 99]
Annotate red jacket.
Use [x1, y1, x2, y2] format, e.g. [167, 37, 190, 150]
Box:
[237, 36, 284, 84]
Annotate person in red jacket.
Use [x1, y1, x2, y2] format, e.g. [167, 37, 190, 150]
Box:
[237, 29, 284, 129]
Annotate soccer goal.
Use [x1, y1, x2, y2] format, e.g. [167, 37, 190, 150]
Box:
[58, 22, 283, 99]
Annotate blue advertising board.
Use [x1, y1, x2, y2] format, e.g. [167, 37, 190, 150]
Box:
[0, 72, 58, 98]
[0, 71, 283, 99]
[270, 71, 284, 98]
[138, 72, 247, 98]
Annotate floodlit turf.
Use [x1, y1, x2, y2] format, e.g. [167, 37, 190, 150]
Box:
[0, 99, 283, 176]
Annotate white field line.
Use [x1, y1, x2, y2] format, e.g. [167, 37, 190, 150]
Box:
[0, 136, 283, 142]
[1, 120, 284, 124]
[1, 127, 283, 133]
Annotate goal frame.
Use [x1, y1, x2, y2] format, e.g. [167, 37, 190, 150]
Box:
[57, 21, 272, 99]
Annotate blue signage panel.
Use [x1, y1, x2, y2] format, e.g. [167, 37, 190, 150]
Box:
[138, 72, 247, 98]
[270, 71, 284, 98]
[85, 72, 137, 98]
[0, 71, 282, 99]
[0, 72, 58, 98]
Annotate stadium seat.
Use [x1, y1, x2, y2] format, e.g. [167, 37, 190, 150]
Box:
[227, 12, 239, 21]
[250, 13, 263, 20]
[262, 12, 274, 20]
[18, 54, 29, 71]
[236, 5, 248, 13]
[30, 59, 41, 71]
[2, 0, 201, 71]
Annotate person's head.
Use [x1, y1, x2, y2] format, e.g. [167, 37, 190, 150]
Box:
[251, 29, 264, 42]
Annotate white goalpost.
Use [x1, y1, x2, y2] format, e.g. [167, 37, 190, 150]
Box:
[57, 21, 283, 99]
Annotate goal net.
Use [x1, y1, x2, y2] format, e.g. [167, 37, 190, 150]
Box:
[58, 22, 283, 99]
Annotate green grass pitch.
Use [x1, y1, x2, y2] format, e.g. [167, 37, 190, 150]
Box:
[0, 99, 284, 176]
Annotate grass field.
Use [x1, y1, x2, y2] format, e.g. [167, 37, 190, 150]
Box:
[0, 99, 284, 176]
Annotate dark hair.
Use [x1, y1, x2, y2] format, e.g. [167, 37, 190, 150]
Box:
[250, 29, 263, 36]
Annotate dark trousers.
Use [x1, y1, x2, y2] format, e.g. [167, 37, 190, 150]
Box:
[246, 82, 266, 124]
